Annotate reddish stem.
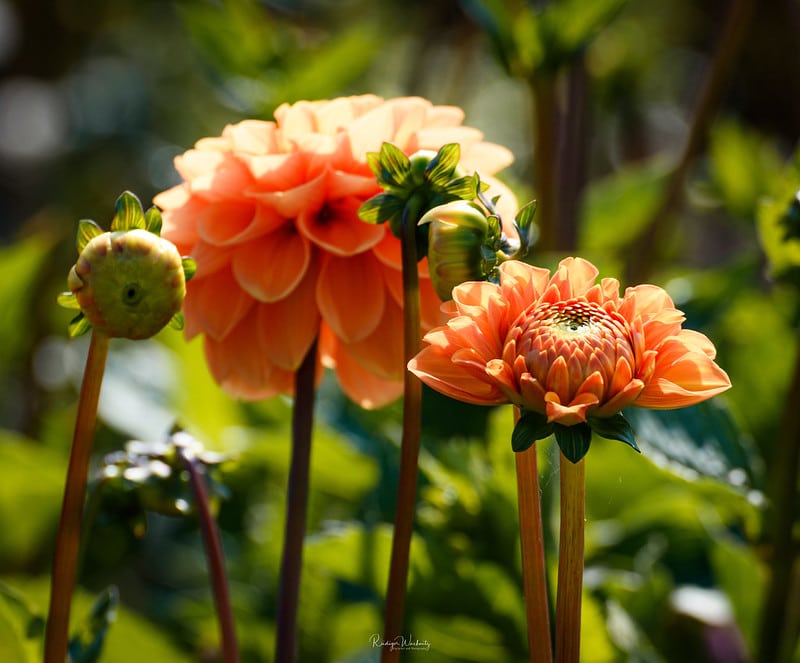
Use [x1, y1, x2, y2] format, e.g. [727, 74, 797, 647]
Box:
[44, 331, 110, 663]
[555, 454, 585, 663]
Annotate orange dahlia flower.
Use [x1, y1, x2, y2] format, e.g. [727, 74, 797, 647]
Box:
[154, 95, 514, 408]
[409, 258, 731, 426]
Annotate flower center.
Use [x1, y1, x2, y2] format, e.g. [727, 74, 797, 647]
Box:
[506, 298, 637, 402]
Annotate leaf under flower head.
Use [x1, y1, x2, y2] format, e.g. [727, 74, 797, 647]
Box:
[111, 191, 147, 232]
[77, 219, 103, 254]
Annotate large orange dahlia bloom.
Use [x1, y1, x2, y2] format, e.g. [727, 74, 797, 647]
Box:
[154, 95, 514, 408]
[409, 258, 731, 426]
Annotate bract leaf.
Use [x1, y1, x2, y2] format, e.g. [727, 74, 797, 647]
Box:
[77, 219, 103, 253]
[358, 192, 404, 224]
[554, 423, 592, 463]
[144, 206, 163, 235]
[182, 256, 197, 282]
[68, 313, 91, 338]
[57, 292, 81, 310]
[111, 191, 146, 231]
[376, 142, 411, 188]
[511, 409, 553, 452]
[425, 143, 461, 187]
[588, 412, 640, 453]
[169, 311, 185, 330]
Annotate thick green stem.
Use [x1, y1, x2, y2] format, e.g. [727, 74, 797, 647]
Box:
[515, 430, 553, 662]
[757, 334, 800, 663]
[625, 0, 755, 284]
[178, 448, 239, 663]
[44, 331, 110, 663]
[381, 200, 423, 663]
[555, 454, 585, 663]
[274, 337, 318, 663]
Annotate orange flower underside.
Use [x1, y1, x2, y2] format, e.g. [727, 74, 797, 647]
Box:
[409, 258, 731, 425]
[155, 95, 515, 407]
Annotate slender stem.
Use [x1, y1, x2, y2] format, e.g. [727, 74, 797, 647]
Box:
[515, 431, 553, 662]
[555, 454, 585, 663]
[757, 334, 800, 663]
[381, 200, 423, 663]
[625, 0, 755, 284]
[44, 331, 110, 663]
[178, 447, 239, 663]
[274, 337, 318, 663]
[530, 72, 561, 253]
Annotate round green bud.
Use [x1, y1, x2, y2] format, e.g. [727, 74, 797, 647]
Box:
[420, 201, 494, 301]
[68, 229, 186, 339]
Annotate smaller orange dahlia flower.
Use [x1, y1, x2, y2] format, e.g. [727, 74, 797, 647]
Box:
[409, 258, 731, 461]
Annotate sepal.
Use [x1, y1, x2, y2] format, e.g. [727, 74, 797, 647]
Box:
[554, 423, 592, 463]
[512, 409, 553, 452]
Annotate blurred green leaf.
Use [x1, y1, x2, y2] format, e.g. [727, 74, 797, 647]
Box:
[68, 587, 119, 663]
[708, 118, 782, 221]
[579, 157, 670, 254]
[625, 399, 760, 490]
[757, 150, 800, 284]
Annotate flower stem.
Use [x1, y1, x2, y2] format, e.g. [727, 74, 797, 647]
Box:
[275, 337, 318, 663]
[177, 447, 239, 663]
[555, 453, 585, 663]
[515, 437, 553, 662]
[44, 330, 110, 663]
[381, 199, 423, 662]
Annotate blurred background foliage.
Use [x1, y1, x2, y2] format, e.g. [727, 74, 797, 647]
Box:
[1, 0, 799, 660]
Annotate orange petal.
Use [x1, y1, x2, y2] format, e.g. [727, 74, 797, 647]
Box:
[550, 257, 599, 299]
[636, 347, 731, 409]
[184, 266, 254, 341]
[460, 142, 515, 175]
[202, 307, 291, 401]
[222, 119, 278, 154]
[189, 240, 231, 279]
[339, 297, 404, 381]
[241, 151, 307, 189]
[246, 171, 327, 218]
[186, 154, 255, 201]
[255, 262, 320, 370]
[545, 394, 598, 425]
[317, 251, 385, 343]
[160, 194, 205, 248]
[329, 333, 404, 409]
[296, 196, 385, 256]
[197, 200, 285, 246]
[619, 284, 676, 323]
[545, 356, 571, 403]
[232, 224, 311, 302]
[409, 345, 509, 406]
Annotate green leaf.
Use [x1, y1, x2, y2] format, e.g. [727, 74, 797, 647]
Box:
[441, 174, 480, 201]
[424, 143, 461, 187]
[57, 292, 80, 310]
[144, 206, 163, 235]
[181, 256, 197, 282]
[68, 587, 118, 663]
[376, 142, 411, 188]
[357, 192, 405, 224]
[624, 399, 761, 489]
[511, 410, 553, 452]
[168, 311, 185, 330]
[554, 423, 592, 463]
[76, 219, 103, 253]
[588, 412, 640, 453]
[68, 313, 92, 337]
[110, 191, 146, 232]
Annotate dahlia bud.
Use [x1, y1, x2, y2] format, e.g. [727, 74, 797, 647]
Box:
[419, 200, 499, 301]
[58, 191, 196, 339]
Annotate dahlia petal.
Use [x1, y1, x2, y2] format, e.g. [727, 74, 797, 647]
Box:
[546, 356, 571, 404]
[594, 379, 645, 416]
[636, 349, 731, 408]
[246, 171, 327, 218]
[232, 225, 311, 303]
[498, 261, 551, 318]
[545, 394, 597, 426]
[419, 274, 449, 330]
[197, 200, 285, 246]
[674, 329, 718, 358]
[619, 284, 676, 323]
[410, 126, 484, 156]
[641, 311, 686, 349]
[317, 251, 385, 342]
[421, 104, 465, 127]
[339, 297, 404, 381]
[608, 356, 634, 397]
[274, 101, 318, 139]
[371, 232, 430, 276]
[223, 120, 278, 154]
[202, 307, 292, 401]
[184, 267, 254, 341]
[296, 196, 385, 256]
[485, 358, 522, 402]
[160, 194, 205, 247]
[460, 141, 515, 175]
[332, 341, 404, 409]
[551, 257, 599, 299]
[154, 184, 191, 211]
[185, 154, 255, 201]
[519, 374, 547, 411]
[174, 148, 226, 181]
[189, 240, 231, 279]
[341, 103, 396, 159]
[576, 370, 605, 402]
[240, 152, 307, 189]
[409, 346, 508, 406]
[256, 263, 320, 370]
